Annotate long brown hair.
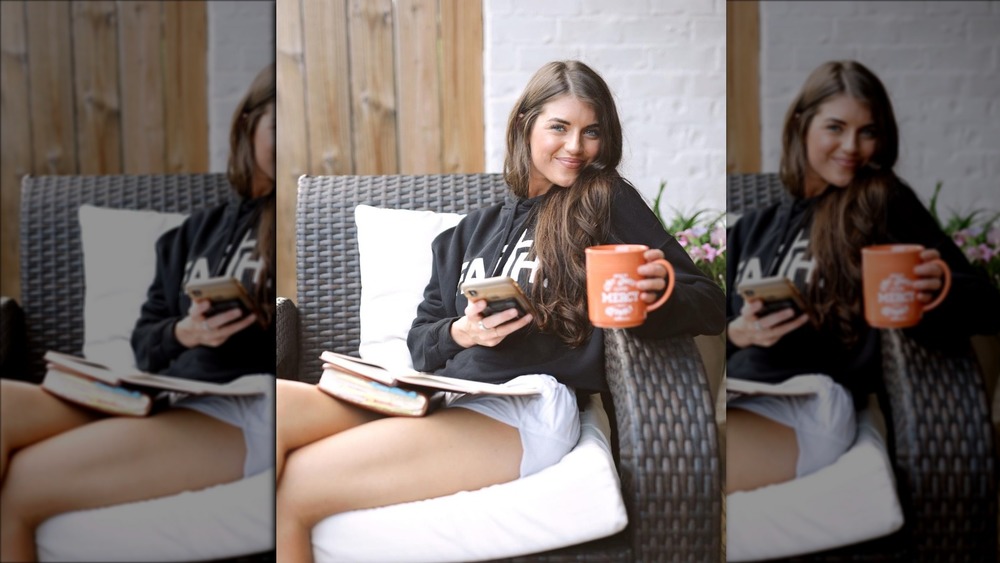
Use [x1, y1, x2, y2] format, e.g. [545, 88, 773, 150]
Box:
[504, 61, 623, 346]
[779, 60, 898, 345]
[227, 63, 275, 326]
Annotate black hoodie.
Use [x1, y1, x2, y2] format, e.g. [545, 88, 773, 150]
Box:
[131, 195, 276, 382]
[727, 180, 1000, 404]
[407, 179, 726, 393]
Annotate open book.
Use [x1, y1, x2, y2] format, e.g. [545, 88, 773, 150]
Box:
[318, 351, 540, 417]
[42, 351, 270, 416]
[319, 351, 542, 396]
[726, 374, 829, 402]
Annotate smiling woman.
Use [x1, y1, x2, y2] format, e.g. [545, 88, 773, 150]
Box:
[726, 60, 1000, 495]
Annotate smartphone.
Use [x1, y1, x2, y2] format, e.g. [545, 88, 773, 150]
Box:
[736, 276, 807, 317]
[184, 276, 261, 323]
[460, 276, 535, 320]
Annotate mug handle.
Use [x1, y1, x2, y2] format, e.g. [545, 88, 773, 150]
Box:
[645, 259, 676, 313]
[921, 258, 952, 312]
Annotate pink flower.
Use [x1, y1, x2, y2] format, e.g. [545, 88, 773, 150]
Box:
[710, 225, 726, 247]
[702, 243, 720, 263]
[987, 227, 1000, 247]
[688, 245, 706, 261]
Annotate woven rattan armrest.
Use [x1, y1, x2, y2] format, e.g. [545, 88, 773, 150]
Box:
[276, 297, 300, 381]
[880, 328, 997, 561]
[605, 329, 721, 561]
[1, 296, 27, 379]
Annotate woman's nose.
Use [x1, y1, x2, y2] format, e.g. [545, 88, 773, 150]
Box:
[565, 134, 582, 154]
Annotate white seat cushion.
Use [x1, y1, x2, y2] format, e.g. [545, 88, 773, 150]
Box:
[727, 403, 905, 561]
[311, 396, 628, 562]
[37, 470, 274, 562]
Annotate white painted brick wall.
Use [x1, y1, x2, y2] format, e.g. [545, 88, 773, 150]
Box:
[484, 0, 726, 218]
[208, 1, 275, 172]
[760, 1, 999, 214]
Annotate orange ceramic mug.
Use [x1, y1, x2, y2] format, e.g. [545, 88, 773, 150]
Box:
[862, 244, 952, 328]
[585, 244, 675, 329]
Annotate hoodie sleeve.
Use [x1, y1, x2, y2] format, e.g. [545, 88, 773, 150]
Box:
[131, 226, 188, 373]
[407, 227, 467, 372]
[608, 183, 726, 339]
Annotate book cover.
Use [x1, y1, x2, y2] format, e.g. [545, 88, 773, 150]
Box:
[317, 369, 442, 417]
[42, 369, 153, 417]
[319, 351, 541, 396]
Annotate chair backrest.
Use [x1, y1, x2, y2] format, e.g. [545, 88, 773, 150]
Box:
[19, 174, 233, 380]
[726, 172, 789, 216]
[294, 174, 509, 383]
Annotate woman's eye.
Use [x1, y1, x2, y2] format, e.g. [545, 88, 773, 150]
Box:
[826, 124, 842, 133]
[584, 128, 600, 138]
[550, 124, 566, 132]
[860, 128, 876, 139]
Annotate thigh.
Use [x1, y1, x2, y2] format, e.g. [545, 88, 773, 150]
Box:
[2, 407, 245, 524]
[0, 380, 105, 451]
[726, 407, 798, 493]
[279, 407, 522, 526]
[276, 378, 382, 451]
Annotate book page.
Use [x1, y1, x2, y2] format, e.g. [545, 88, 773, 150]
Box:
[727, 374, 828, 401]
[320, 351, 541, 395]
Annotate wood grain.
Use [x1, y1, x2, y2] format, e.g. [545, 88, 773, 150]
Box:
[302, 0, 353, 175]
[276, 0, 309, 302]
[1, 1, 31, 299]
[164, 1, 208, 172]
[396, 0, 443, 173]
[348, 0, 398, 174]
[727, 0, 761, 174]
[26, 1, 76, 175]
[441, 0, 484, 173]
[72, 1, 122, 174]
[119, 1, 166, 173]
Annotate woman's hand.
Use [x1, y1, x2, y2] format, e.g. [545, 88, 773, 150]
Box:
[913, 248, 946, 304]
[728, 299, 809, 348]
[636, 248, 669, 304]
[175, 299, 258, 348]
[451, 298, 534, 348]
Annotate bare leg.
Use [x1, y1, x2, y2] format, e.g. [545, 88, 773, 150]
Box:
[0, 380, 104, 484]
[274, 379, 382, 480]
[0, 408, 244, 562]
[726, 407, 798, 493]
[276, 407, 522, 563]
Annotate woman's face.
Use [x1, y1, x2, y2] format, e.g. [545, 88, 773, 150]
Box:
[803, 94, 877, 197]
[527, 95, 601, 198]
[252, 103, 276, 197]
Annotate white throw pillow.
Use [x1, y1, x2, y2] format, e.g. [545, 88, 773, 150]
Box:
[79, 205, 188, 370]
[354, 205, 464, 370]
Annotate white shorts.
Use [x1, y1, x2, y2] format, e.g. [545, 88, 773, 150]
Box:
[172, 375, 275, 478]
[729, 374, 857, 478]
[443, 374, 580, 478]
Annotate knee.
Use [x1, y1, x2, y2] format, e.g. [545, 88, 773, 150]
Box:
[276, 452, 336, 530]
[0, 453, 51, 528]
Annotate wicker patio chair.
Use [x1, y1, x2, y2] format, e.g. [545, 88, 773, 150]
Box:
[727, 172, 997, 562]
[0, 173, 273, 563]
[276, 173, 723, 562]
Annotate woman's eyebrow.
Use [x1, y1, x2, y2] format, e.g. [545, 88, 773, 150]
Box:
[546, 117, 600, 128]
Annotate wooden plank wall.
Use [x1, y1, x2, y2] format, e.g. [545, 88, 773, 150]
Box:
[726, 0, 760, 174]
[276, 0, 485, 302]
[0, 0, 207, 301]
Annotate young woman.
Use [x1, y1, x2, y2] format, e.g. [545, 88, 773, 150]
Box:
[275, 60, 725, 561]
[726, 60, 1000, 492]
[0, 64, 276, 561]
